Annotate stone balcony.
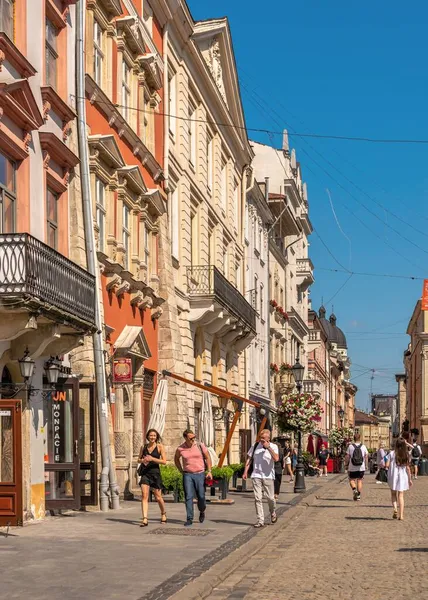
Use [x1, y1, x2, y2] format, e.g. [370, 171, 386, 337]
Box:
[302, 379, 321, 397]
[296, 257, 314, 290]
[186, 265, 256, 350]
[0, 233, 96, 358]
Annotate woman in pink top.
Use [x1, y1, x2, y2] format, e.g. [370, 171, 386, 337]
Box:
[174, 429, 212, 527]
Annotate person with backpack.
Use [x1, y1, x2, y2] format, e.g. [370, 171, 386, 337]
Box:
[406, 439, 422, 479]
[344, 432, 368, 501]
[274, 442, 285, 499]
[243, 429, 279, 527]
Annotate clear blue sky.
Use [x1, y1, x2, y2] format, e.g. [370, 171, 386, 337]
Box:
[188, 0, 428, 410]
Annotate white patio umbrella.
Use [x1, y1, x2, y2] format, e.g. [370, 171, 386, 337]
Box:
[199, 391, 218, 466]
[146, 378, 168, 436]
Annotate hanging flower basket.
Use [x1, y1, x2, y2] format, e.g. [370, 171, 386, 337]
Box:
[328, 426, 354, 449]
[270, 299, 278, 308]
[270, 363, 279, 374]
[277, 393, 323, 433]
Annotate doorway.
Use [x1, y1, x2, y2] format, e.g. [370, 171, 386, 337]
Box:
[44, 381, 80, 511]
[79, 384, 97, 507]
[0, 400, 23, 526]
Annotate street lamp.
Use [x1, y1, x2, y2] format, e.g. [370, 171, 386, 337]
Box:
[338, 406, 345, 473]
[292, 356, 305, 493]
[0, 349, 62, 399]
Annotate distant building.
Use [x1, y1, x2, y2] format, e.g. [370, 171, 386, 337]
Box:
[354, 410, 390, 450]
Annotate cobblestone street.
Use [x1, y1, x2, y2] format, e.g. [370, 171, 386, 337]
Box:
[178, 474, 428, 600]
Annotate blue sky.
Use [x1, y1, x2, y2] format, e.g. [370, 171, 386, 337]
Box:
[188, 0, 428, 409]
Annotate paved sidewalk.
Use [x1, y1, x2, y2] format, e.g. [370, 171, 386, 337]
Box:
[0, 477, 323, 600]
[197, 474, 428, 600]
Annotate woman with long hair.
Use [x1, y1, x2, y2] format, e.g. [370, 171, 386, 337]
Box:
[283, 441, 294, 483]
[138, 429, 167, 526]
[385, 437, 412, 520]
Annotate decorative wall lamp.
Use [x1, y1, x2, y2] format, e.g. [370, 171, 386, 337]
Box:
[0, 348, 62, 399]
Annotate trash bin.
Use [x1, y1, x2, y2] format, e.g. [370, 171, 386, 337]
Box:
[418, 457, 427, 476]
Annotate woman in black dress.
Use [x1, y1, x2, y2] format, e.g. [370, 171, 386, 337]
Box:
[317, 443, 329, 477]
[138, 429, 167, 526]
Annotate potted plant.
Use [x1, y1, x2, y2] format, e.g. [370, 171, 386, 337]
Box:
[279, 362, 293, 383]
[270, 363, 279, 375]
[208, 466, 234, 499]
[160, 464, 184, 502]
[270, 299, 278, 308]
[229, 463, 245, 488]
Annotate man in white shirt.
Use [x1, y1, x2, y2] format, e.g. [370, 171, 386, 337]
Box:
[344, 432, 368, 501]
[243, 429, 279, 528]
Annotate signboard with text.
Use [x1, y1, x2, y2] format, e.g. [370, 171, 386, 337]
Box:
[113, 358, 133, 383]
[422, 279, 428, 311]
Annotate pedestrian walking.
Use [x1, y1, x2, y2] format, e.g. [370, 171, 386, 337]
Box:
[317, 443, 329, 477]
[386, 438, 412, 520]
[137, 429, 167, 527]
[283, 440, 294, 483]
[406, 439, 421, 479]
[174, 429, 212, 527]
[274, 443, 285, 499]
[375, 441, 387, 484]
[345, 432, 368, 501]
[243, 429, 279, 528]
[292, 446, 298, 472]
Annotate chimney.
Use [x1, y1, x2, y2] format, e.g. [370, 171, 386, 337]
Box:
[282, 129, 289, 154]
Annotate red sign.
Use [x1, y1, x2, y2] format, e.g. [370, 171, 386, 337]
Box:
[113, 358, 132, 383]
[422, 280, 428, 311]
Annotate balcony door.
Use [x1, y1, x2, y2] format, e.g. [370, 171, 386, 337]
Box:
[79, 384, 97, 507]
[44, 381, 80, 511]
[0, 400, 22, 526]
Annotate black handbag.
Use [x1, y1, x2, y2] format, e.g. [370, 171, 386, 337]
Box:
[376, 468, 388, 483]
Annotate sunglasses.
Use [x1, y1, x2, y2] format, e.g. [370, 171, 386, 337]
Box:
[187, 437, 196, 442]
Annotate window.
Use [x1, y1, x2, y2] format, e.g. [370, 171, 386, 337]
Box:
[121, 60, 131, 122]
[122, 204, 130, 270]
[95, 177, 106, 252]
[220, 160, 227, 212]
[223, 245, 229, 278]
[46, 187, 58, 249]
[0, 151, 15, 233]
[190, 211, 198, 266]
[93, 20, 104, 86]
[188, 100, 196, 167]
[170, 187, 179, 260]
[244, 202, 249, 241]
[253, 275, 258, 311]
[233, 182, 239, 227]
[207, 134, 213, 191]
[0, 0, 14, 39]
[259, 228, 263, 260]
[45, 19, 58, 89]
[235, 260, 241, 289]
[143, 226, 150, 270]
[168, 71, 176, 135]
[141, 92, 150, 147]
[260, 283, 264, 320]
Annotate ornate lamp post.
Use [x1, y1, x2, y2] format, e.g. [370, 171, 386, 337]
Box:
[338, 407, 345, 473]
[292, 357, 305, 493]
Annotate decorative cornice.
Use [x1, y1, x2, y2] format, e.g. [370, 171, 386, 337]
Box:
[39, 132, 79, 168]
[41, 86, 76, 141]
[0, 33, 36, 78]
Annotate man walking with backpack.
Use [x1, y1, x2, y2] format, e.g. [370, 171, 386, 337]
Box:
[406, 439, 422, 480]
[345, 432, 368, 501]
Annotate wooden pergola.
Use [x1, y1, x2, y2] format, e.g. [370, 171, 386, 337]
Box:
[162, 370, 272, 466]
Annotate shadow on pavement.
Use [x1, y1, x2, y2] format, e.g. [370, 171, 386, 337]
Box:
[107, 517, 184, 526]
[209, 519, 254, 526]
[397, 548, 428, 552]
[345, 516, 391, 521]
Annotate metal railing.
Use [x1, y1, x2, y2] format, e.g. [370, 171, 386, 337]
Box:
[0, 233, 96, 325]
[187, 265, 256, 331]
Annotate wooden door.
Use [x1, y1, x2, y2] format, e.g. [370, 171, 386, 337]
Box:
[239, 429, 251, 464]
[79, 384, 97, 506]
[0, 400, 22, 526]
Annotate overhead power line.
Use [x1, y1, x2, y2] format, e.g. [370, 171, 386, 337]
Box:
[74, 94, 428, 145]
[316, 266, 424, 280]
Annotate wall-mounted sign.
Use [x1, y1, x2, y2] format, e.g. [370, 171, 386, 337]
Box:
[113, 358, 132, 383]
[0, 410, 11, 416]
[52, 400, 65, 463]
[422, 279, 428, 311]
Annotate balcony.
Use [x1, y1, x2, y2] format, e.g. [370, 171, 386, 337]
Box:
[302, 379, 321, 397]
[187, 266, 256, 349]
[0, 233, 96, 332]
[296, 257, 314, 290]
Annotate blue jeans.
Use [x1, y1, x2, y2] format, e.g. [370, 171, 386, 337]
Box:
[183, 472, 206, 522]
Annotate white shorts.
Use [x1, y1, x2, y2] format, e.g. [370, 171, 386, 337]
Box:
[284, 457, 291, 465]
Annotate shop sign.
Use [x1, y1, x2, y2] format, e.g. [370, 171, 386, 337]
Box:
[0, 410, 11, 416]
[113, 358, 132, 383]
[52, 396, 66, 463]
[423, 279, 428, 311]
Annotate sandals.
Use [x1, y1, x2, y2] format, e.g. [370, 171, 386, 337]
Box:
[271, 512, 278, 524]
[161, 513, 167, 524]
[140, 517, 148, 527]
[253, 523, 264, 528]
[393, 510, 398, 519]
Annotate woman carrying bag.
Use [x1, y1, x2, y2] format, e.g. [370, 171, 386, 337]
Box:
[138, 429, 167, 527]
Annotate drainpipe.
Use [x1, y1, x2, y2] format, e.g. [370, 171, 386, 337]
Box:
[163, 24, 169, 191]
[76, 0, 120, 510]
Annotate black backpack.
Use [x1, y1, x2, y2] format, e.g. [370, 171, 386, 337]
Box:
[412, 445, 421, 459]
[351, 443, 364, 467]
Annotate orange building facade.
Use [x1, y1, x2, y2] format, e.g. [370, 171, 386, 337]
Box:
[84, 0, 165, 496]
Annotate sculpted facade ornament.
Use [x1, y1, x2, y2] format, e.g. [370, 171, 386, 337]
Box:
[208, 37, 227, 104]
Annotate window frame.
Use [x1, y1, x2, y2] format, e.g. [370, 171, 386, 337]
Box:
[121, 59, 131, 122]
[122, 203, 131, 270]
[45, 18, 58, 89]
[0, 0, 14, 40]
[93, 19, 104, 87]
[188, 99, 197, 168]
[46, 186, 59, 250]
[95, 176, 106, 253]
[0, 151, 15, 234]
[168, 69, 176, 137]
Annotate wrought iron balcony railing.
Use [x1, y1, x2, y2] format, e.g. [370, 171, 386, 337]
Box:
[187, 265, 256, 332]
[0, 233, 96, 326]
